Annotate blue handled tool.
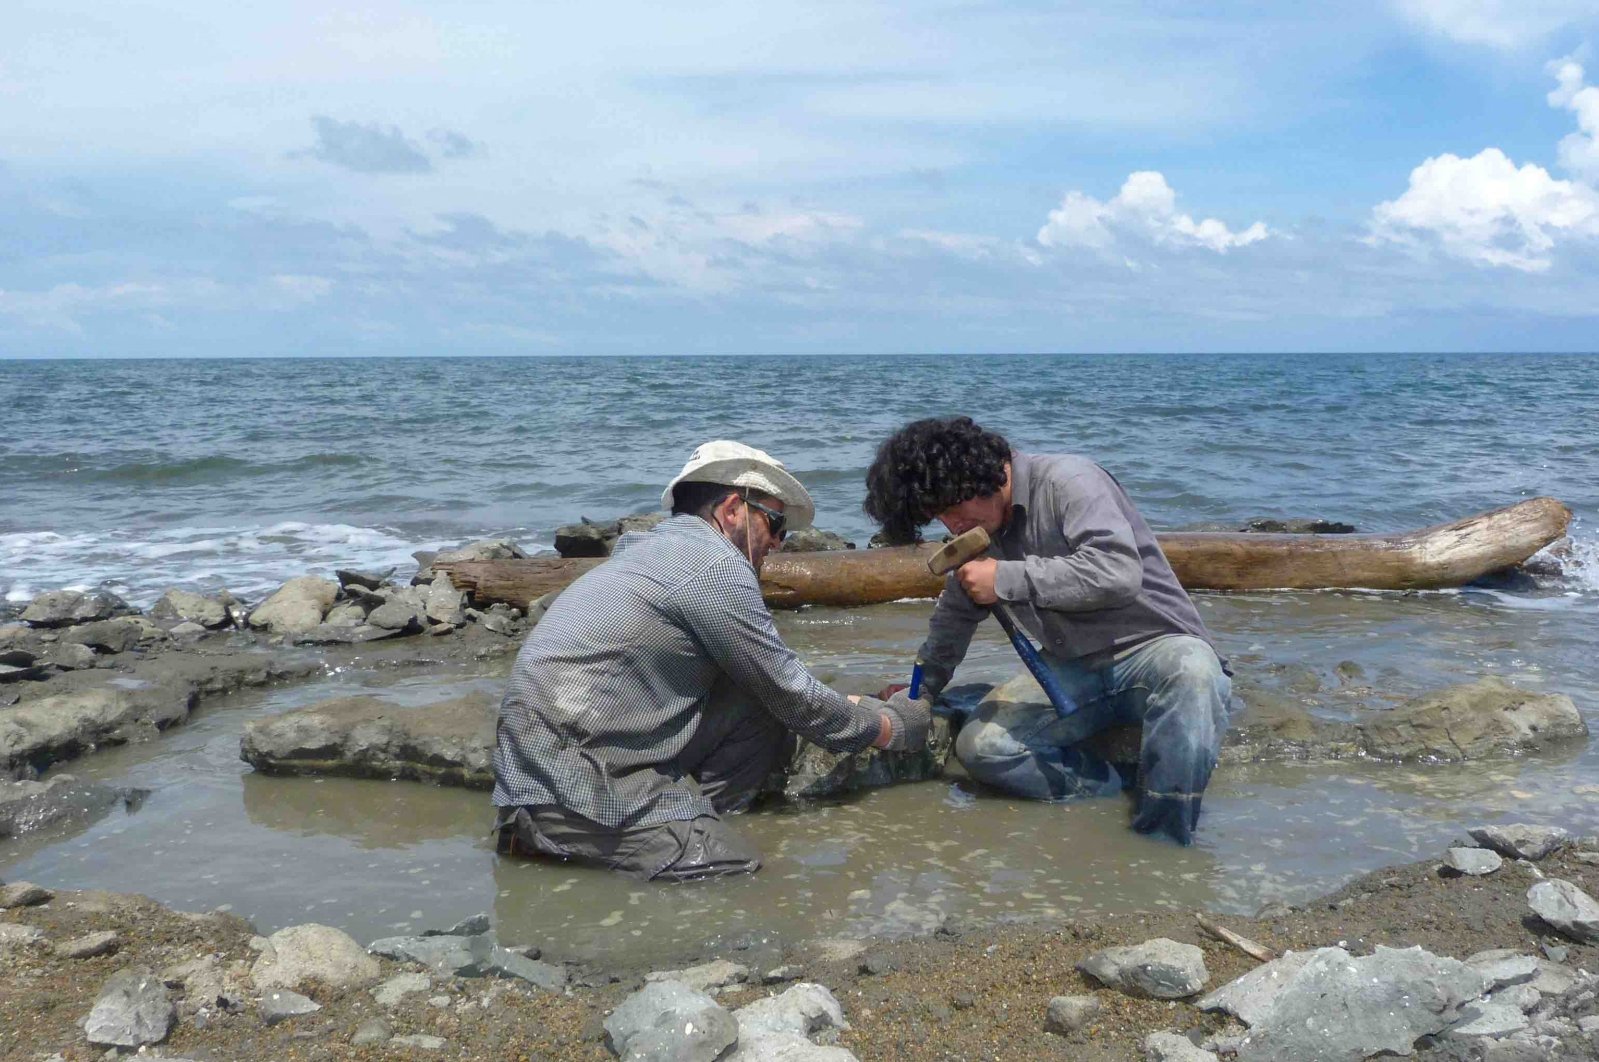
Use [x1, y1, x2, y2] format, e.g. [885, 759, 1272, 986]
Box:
[926, 527, 1078, 719]
[908, 659, 925, 699]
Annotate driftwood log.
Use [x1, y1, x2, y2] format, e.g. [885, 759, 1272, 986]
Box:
[438, 497, 1571, 611]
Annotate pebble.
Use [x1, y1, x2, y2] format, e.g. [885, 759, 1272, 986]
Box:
[1043, 994, 1100, 1035]
[352, 1017, 392, 1045]
[859, 952, 899, 976]
[427, 994, 451, 1007]
[1443, 847, 1503, 876]
[260, 989, 321, 1025]
[56, 930, 119, 959]
[391, 1034, 448, 1050]
[763, 964, 803, 984]
[0, 881, 53, 908]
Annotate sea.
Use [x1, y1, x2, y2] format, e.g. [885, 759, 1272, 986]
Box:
[5, 352, 1599, 957]
[3, 352, 1596, 606]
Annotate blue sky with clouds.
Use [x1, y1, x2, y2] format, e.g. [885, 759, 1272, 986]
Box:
[5, 0, 1599, 357]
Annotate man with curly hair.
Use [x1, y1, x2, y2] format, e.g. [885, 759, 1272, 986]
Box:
[864, 416, 1231, 844]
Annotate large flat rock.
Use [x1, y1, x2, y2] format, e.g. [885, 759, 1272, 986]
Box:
[1, 685, 195, 779]
[0, 774, 146, 840]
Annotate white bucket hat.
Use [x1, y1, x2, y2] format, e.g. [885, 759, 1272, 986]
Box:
[662, 440, 816, 531]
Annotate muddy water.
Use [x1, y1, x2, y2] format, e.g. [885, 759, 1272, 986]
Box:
[5, 587, 1599, 967]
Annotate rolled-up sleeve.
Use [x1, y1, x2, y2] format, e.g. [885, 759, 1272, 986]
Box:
[993, 470, 1142, 612]
[675, 557, 880, 753]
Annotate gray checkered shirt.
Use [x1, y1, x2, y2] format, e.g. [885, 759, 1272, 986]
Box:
[492, 514, 881, 827]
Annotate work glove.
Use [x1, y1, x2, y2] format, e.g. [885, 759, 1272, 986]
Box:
[881, 689, 933, 752]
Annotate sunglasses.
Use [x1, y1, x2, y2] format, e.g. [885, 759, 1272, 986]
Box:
[742, 493, 787, 541]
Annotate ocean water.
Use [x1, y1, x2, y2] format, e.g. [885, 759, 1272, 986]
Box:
[4, 352, 1597, 606]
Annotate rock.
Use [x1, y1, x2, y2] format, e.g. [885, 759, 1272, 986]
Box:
[246, 576, 338, 636]
[23, 590, 131, 628]
[260, 988, 321, 1024]
[858, 952, 897, 976]
[1, 685, 196, 778]
[352, 1017, 392, 1045]
[374, 972, 431, 1007]
[169, 621, 207, 637]
[241, 693, 496, 789]
[478, 613, 512, 635]
[554, 520, 616, 558]
[425, 573, 467, 626]
[57, 930, 120, 959]
[780, 528, 855, 553]
[295, 623, 400, 645]
[48, 642, 100, 670]
[150, 589, 230, 629]
[336, 568, 394, 591]
[484, 948, 568, 991]
[418, 539, 528, 581]
[323, 602, 367, 627]
[0, 922, 46, 947]
[62, 618, 145, 654]
[728, 1034, 859, 1060]
[732, 983, 848, 1042]
[1528, 880, 1599, 942]
[1469, 824, 1573, 861]
[1, 880, 54, 907]
[1450, 1000, 1530, 1038]
[367, 598, 423, 632]
[1226, 945, 1484, 1061]
[83, 966, 175, 1047]
[251, 923, 379, 990]
[1044, 994, 1101, 1035]
[604, 980, 738, 1060]
[1491, 983, 1541, 1013]
[784, 716, 954, 800]
[367, 932, 566, 989]
[0, 662, 50, 683]
[1197, 950, 1321, 1026]
[1144, 1032, 1218, 1061]
[644, 959, 752, 994]
[1359, 679, 1587, 762]
[427, 913, 491, 937]
[1464, 952, 1540, 992]
[763, 966, 802, 984]
[391, 1034, 448, 1049]
[1445, 847, 1505, 875]
[1077, 939, 1208, 1000]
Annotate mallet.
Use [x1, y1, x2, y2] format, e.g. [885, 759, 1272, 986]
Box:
[921, 528, 1079, 719]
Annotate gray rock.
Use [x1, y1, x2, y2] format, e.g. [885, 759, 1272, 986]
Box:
[425, 573, 467, 626]
[1197, 950, 1321, 1026]
[417, 539, 528, 581]
[48, 642, 100, 670]
[260, 988, 321, 1025]
[1231, 945, 1484, 1061]
[322, 602, 368, 627]
[336, 568, 393, 591]
[733, 982, 848, 1041]
[426, 913, 491, 937]
[554, 519, 616, 558]
[0, 922, 45, 947]
[294, 623, 399, 645]
[763, 965, 802, 984]
[1490, 984, 1542, 1013]
[23, 590, 131, 628]
[478, 612, 512, 635]
[83, 966, 175, 1047]
[605, 980, 737, 1060]
[484, 948, 567, 991]
[1528, 879, 1599, 942]
[352, 1017, 392, 1045]
[1464, 952, 1540, 992]
[1044, 994, 1101, 1035]
[779, 528, 855, 553]
[168, 622, 207, 637]
[1144, 1032, 1218, 1061]
[647, 959, 750, 993]
[1077, 938, 1209, 1000]
[251, 923, 379, 989]
[1469, 824, 1573, 861]
[1359, 679, 1587, 762]
[57, 930, 120, 959]
[150, 589, 230, 629]
[1446, 847, 1505, 875]
[246, 576, 338, 636]
[1, 880, 54, 907]
[1450, 1001, 1530, 1038]
[62, 619, 145, 654]
[366, 932, 564, 989]
[2, 685, 196, 778]
[367, 599, 423, 632]
[373, 972, 431, 1007]
[784, 716, 955, 800]
[391, 1034, 448, 1050]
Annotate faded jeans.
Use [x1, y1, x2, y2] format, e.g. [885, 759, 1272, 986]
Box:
[952, 634, 1232, 845]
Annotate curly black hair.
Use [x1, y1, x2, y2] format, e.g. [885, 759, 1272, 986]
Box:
[863, 416, 1012, 544]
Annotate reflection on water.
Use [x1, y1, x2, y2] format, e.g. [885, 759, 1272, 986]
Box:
[3, 588, 1597, 967]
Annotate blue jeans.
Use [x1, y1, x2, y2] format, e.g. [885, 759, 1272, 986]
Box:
[952, 635, 1232, 845]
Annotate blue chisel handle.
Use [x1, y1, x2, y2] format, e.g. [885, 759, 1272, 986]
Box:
[908, 660, 925, 699]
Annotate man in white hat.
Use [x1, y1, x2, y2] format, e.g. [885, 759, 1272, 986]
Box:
[492, 441, 933, 880]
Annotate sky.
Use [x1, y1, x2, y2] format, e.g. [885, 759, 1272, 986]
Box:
[5, 1, 1599, 357]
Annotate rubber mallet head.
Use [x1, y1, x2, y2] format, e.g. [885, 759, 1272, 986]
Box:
[927, 527, 991, 576]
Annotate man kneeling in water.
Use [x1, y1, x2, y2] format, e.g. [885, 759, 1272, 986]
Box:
[493, 440, 933, 880]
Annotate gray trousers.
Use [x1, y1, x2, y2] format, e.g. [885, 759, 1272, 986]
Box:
[495, 678, 791, 881]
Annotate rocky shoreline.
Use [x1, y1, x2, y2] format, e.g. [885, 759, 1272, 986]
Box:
[3, 829, 1598, 1060]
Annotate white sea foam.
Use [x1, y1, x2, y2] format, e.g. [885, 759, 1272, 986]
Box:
[1, 522, 544, 608]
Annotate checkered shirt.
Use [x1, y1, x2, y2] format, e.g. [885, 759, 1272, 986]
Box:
[492, 514, 880, 827]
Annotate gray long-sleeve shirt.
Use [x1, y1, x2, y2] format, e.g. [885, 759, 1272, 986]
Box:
[493, 514, 882, 827]
[917, 452, 1216, 696]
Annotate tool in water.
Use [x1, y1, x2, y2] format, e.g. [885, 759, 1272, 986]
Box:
[926, 527, 1079, 719]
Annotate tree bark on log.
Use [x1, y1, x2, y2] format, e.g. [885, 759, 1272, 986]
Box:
[438, 497, 1571, 611]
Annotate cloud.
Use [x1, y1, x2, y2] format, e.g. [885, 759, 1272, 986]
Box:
[1549, 57, 1599, 180]
[297, 116, 433, 174]
[1370, 149, 1599, 270]
[1369, 59, 1599, 271]
[1036, 172, 1270, 257]
[1395, 0, 1597, 48]
[428, 128, 480, 160]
